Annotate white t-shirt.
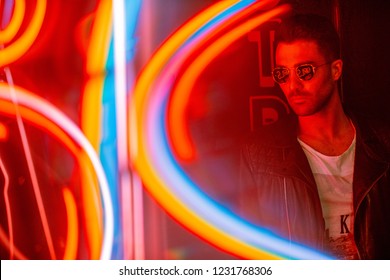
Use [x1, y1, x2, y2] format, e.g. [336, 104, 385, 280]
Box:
[298, 136, 359, 259]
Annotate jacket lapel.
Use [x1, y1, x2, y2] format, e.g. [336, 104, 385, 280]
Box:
[353, 121, 389, 211]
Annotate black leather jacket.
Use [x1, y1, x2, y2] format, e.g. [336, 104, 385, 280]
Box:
[238, 114, 390, 259]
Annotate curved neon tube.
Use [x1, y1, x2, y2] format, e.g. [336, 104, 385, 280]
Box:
[0, 0, 26, 44]
[167, 0, 279, 160]
[131, 0, 332, 259]
[0, 84, 113, 259]
[0, 98, 103, 259]
[0, 0, 46, 67]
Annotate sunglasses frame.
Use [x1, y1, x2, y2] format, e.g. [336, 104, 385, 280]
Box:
[272, 63, 330, 84]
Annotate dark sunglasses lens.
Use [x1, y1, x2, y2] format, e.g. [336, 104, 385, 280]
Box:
[297, 64, 314, 81]
[272, 68, 289, 84]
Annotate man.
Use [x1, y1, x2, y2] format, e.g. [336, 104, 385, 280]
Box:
[239, 13, 390, 259]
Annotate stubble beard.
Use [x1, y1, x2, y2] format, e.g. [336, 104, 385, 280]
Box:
[288, 85, 335, 117]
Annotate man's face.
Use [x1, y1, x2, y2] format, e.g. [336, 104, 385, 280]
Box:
[275, 40, 338, 116]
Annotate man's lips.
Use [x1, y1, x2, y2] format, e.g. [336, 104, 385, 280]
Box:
[289, 95, 308, 103]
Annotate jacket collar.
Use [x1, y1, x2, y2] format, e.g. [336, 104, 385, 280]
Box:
[274, 112, 390, 202]
[350, 115, 390, 210]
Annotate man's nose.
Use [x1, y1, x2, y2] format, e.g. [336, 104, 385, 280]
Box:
[287, 73, 303, 92]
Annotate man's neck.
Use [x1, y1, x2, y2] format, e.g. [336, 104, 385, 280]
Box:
[297, 106, 355, 156]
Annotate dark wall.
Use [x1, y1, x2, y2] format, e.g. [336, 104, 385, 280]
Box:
[339, 0, 390, 121]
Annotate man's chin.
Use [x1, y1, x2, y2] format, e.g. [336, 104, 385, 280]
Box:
[291, 108, 316, 117]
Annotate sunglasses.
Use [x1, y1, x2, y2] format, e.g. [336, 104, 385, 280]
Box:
[272, 63, 329, 84]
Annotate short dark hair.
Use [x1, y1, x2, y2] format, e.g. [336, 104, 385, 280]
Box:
[275, 13, 340, 61]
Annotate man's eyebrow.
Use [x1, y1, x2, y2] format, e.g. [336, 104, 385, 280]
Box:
[274, 61, 317, 68]
[274, 63, 287, 68]
[295, 61, 316, 66]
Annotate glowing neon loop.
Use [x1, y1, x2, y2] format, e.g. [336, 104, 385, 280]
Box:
[132, 0, 332, 259]
[0, 97, 100, 259]
[0, 84, 114, 260]
[0, 0, 46, 67]
[168, 0, 280, 160]
[1, 85, 107, 258]
[0, 97, 90, 259]
[0, 0, 26, 44]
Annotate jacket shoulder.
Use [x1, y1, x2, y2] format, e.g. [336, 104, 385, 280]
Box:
[353, 113, 390, 156]
[240, 116, 298, 169]
[242, 116, 297, 148]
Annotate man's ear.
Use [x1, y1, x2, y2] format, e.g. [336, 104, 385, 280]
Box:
[331, 59, 343, 81]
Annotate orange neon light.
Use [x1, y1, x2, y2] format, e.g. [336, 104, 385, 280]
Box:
[0, 0, 46, 67]
[62, 187, 79, 260]
[0, 122, 9, 141]
[81, 0, 112, 150]
[169, 4, 291, 160]
[0, 0, 26, 44]
[79, 0, 112, 259]
[86, 0, 113, 75]
[81, 78, 105, 152]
